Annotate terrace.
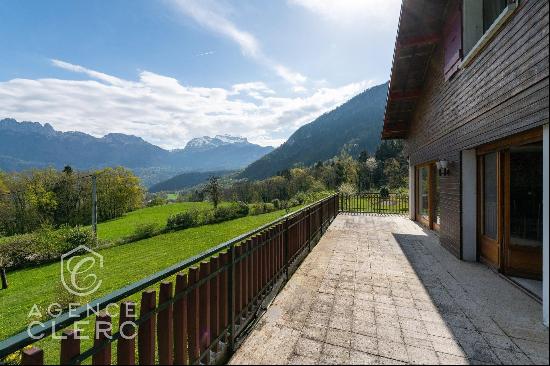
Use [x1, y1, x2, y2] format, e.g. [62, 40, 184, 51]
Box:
[0, 195, 548, 365]
[231, 214, 549, 365]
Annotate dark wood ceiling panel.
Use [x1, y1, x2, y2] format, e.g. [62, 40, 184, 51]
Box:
[382, 0, 450, 139]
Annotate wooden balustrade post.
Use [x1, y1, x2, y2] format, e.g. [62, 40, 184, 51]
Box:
[234, 246, 242, 325]
[241, 243, 248, 314]
[60, 329, 80, 365]
[138, 290, 156, 365]
[283, 219, 289, 279]
[247, 241, 253, 309]
[117, 301, 136, 366]
[174, 273, 188, 365]
[252, 236, 259, 299]
[93, 312, 112, 365]
[228, 244, 236, 352]
[210, 256, 220, 352]
[187, 267, 200, 363]
[198, 261, 211, 363]
[22, 347, 43, 365]
[219, 253, 229, 338]
[158, 281, 174, 365]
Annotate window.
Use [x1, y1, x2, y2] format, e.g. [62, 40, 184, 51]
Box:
[483, 0, 508, 33]
[462, 0, 518, 66]
[443, 2, 462, 80]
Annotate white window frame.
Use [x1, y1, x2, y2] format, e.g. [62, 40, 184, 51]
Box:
[461, 0, 518, 68]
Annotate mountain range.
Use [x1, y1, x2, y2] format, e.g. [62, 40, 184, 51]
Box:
[239, 82, 388, 180]
[0, 118, 273, 185]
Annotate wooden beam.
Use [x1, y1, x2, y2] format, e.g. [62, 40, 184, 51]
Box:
[397, 34, 440, 48]
[389, 90, 422, 100]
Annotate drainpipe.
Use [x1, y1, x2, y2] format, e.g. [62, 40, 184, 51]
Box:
[543, 124, 549, 327]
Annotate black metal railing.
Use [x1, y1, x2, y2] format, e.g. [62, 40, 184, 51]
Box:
[0, 194, 339, 365]
[339, 193, 409, 215]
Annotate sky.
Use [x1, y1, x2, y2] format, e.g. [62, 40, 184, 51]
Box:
[0, 0, 401, 149]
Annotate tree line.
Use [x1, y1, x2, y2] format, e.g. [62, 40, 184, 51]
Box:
[0, 167, 143, 236]
[181, 140, 408, 205]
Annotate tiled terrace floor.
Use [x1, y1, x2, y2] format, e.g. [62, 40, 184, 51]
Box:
[230, 214, 549, 365]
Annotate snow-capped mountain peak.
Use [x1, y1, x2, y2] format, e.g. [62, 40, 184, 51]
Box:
[185, 134, 248, 150]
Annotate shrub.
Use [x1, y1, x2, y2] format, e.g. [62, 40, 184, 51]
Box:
[271, 199, 281, 209]
[249, 202, 277, 216]
[379, 186, 390, 199]
[124, 222, 160, 242]
[288, 198, 300, 208]
[167, 210, 201, 231]
[0, 225, 94, 270]
[208, 202, 249, 224]
[57, 225, 95, 253]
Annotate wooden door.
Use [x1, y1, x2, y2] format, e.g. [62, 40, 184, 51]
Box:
[478, 152, 502, 269]
[503, 144, 543, 279]
[416, 163, 440, 230]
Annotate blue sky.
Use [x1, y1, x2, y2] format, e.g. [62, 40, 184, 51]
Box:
[0, 0, 400, 148]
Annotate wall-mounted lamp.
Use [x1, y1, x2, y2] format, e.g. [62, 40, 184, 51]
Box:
[436, 160, 449, 176]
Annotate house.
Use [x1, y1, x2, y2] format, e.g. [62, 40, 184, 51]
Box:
[383, 0, 549, 325]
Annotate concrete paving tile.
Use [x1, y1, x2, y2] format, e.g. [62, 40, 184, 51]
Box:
[377, 339, 409, 363]
[481, 332, 521, 352]
[436, 351, 470, 365]
[430, 335, 466, 357]
[288, 354, 318, 365]
[403, 335, 433, 350]
[406, 344, 440, 365]
[378, 356, 407, 365]
[349, 350, 380, 365]
[322, 343, 350, 359]
[294, 337, 324, 359]
[376, 325, 403, 343]
[352, 319, 377, 337]
[302, 325, 327, 343]
[326, 328, 351, 348]
[513, 338, 549, 360]
[492, 347, 533, 365]
[351, 333, 378, 354]
[329, 316, 352, 331]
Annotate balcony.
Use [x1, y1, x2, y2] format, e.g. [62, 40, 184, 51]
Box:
[231, 214, 549, 365]
[1, 195, 547, 365]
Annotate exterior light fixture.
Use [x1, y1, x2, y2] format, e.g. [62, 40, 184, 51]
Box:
[436, 160, 449, 176]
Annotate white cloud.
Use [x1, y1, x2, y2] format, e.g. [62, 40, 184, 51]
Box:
[168, 0, 307, 86]
[289, 0, 401, 28]
[0, 60, 374, 150]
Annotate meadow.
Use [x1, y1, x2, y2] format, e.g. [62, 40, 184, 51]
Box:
[0, 204, 293, 364]
[95, 201, 211, 241]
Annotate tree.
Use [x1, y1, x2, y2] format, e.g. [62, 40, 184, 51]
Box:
[204, 176, 221, 209]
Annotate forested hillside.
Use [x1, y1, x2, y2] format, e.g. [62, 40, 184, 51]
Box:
[240, 82, 388, 180]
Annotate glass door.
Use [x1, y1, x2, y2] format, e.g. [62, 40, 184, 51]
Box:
[503, 143, 543, 279]
[416, 163, 440, 230]
[478, 152, 501, 269]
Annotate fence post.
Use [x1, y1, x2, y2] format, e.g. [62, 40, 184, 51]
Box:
[228, 244, 236, 352]
[308, 207, 312, 252]
[117, 302, 136, 366]
[283, 218, 289, 279]
[22, 347, 43, 366]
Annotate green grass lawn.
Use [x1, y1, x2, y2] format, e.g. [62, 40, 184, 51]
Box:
[0, 208, 291, 363]
[96, 201, 211, 241]
[165, 193, 178, 200]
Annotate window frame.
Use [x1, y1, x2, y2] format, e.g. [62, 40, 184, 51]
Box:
[461, 0, 519, 68]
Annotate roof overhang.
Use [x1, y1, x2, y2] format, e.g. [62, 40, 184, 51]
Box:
[382, 0, 451, 139]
